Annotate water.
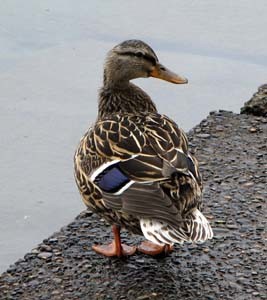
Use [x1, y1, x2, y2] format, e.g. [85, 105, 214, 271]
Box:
[0, 0, 266, 272]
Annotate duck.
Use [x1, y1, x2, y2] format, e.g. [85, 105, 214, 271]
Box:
[74, 40, 213, 257]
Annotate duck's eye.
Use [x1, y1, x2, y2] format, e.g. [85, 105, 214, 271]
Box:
[135, 52, 143, 58]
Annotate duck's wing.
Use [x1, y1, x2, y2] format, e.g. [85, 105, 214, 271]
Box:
[103, 181, 182, 229]
[86, 113, 201, 218]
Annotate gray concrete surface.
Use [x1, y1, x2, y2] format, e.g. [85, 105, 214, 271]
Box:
[0, 110, 266, 299]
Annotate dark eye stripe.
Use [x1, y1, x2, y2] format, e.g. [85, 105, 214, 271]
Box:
[120, 51, 157, 65]
[143, 53, 157, 65]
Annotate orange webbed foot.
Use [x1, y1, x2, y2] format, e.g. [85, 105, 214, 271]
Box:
[137, 241, 174, 256]
[92, 241, 136, 257]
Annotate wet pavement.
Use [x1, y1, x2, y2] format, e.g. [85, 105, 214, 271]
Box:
[0, 110, 266, 300]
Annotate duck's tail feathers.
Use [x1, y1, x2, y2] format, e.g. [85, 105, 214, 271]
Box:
[140, 209, 213, 245]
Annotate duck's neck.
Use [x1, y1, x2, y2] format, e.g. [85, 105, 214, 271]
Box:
[97, 82, 157, 119]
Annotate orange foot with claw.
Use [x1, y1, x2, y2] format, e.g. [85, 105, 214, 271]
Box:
[92, 225, 136, 257]
[137, 240, 174, 256]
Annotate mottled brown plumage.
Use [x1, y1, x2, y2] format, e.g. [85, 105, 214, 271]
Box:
[74, 40, 213, 257]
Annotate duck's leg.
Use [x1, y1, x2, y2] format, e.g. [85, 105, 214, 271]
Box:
[92, 225, 136, 257]
[137, 241, 174, 256]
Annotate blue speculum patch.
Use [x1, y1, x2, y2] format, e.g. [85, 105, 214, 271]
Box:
[94, 165, 130, 193]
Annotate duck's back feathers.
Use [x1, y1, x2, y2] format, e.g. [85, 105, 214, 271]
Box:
[91, 113, 198, 177]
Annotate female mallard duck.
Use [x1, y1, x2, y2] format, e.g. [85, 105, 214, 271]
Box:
[74, 40, 213, 257]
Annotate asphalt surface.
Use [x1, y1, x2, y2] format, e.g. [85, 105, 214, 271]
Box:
[0, 110, 266, 300]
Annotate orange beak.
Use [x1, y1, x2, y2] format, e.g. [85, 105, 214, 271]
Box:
[150, 63, 188, 84]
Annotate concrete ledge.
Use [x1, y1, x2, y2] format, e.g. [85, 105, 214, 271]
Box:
[0, 110, 266, 300]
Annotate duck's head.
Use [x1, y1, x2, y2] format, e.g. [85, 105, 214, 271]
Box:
[103, 40, 188, 88]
